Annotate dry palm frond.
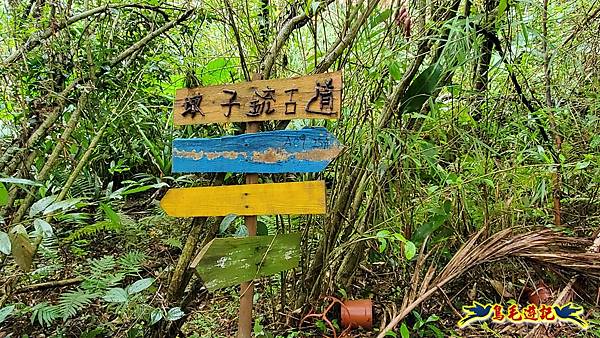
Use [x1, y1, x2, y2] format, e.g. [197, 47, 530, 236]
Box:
[376, 228, 600, 338]
[525, 229, 600, 338]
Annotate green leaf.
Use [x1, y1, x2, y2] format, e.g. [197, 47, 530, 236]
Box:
[150, 308, 163, 325]
[0, 183, 7, 206]
[389, 61, 402, 81]
[0, 305, 15, 324]
[426, 314, 440, 323]
[0, 231, 10, 255]
[253, 319, 264, 335]
[201, 58, 235, 85]
[393, 233, 407, 242]
[163, 238, 182, 249]
[590, 135, 600, 149]
[101, 203, 121, 226]
[427, 323, 444, 337]
[81, 327, 105, 338]
[30, 195, 57, 217]
[400, 322, 410, 338]
[219, 214, 238, 233]
[575, 161, 590, 170]
[496, 0, 508, 24]
[0, 177, 42, 186]
[400, 63, 443, 114]
[404, 241, 416, 260]
[31, 302, 59, 327]
[376, 230, 390, 238]
[43, 198, 82, 215]
[9, 227, 34, 272]
[310, 0, 321, 14]
[33, 219, 54, 238]
[102, 288, 128, 303]
[58, 290, 96, 320]
[412, 212, 449, 244]
[166, 307, 184, 321]
[378, 238, 387, 253]
[371, 8, 392, 27]
[127, 278, 154, 294]
[315, 319, 327, 331]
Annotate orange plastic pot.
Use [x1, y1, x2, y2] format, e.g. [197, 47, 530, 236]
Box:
[340, 299, 373, 329]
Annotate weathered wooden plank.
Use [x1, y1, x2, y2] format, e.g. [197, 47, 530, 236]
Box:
[173, 71, 342, 125]
[190, 233, 301, 291]
[160, 181, 326, 217]
[172, 127, 342, 173]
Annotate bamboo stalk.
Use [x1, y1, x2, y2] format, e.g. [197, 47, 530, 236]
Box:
[53, 122, 108, 204]
[542, 0, 563, 227]
[166, 217, 209, 302]
[10, 93, 89, 224]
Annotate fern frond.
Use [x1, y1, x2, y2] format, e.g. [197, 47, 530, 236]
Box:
[67, 220, 121, 242]
[89, 255, 116, 275]
[118, 250, 146, 275]
[31, 302, 60, 327]
[57, 289, 96, 321]
[65, 220, 121, 241]
[82, 272, 125, 292]
[80, 255, 126, 291]
[70, 174, 96, 197]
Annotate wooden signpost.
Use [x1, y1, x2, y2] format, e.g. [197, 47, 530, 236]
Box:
[162, 71, 343, 338]
[190, 233, 301, 291]
[173, 72, 342, 125]
[160, 181, 326, 217]
[172, 127, 342, 173]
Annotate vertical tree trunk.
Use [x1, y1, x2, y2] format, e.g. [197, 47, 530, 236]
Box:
[471, 0, 498, 122]
[542, 0, 562, 226]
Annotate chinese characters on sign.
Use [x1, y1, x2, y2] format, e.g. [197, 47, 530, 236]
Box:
[182, 95, 204, 118]
[172, 71, 342, 125]
[305, 78, 335, 115]
[221, 90, 240, 117]
[248, 87, 276, 116]
[284, 88, 298, 115]
[457, 301, 588, 329]
[192, 84, 330, 117]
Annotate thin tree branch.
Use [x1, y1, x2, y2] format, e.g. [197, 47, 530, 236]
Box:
[108, 8, 195, 67]
[3, 4, 191, 66]
[12, 277, 83, 294]
[4, 4, 114, 65]
[224, 0, 250, 81]
[314, 0, 380, 73]
[11, 92, 90, 224]
[260, 1, 334, 78]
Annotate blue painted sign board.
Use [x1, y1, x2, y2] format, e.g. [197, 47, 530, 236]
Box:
[172, 127, 342, 173]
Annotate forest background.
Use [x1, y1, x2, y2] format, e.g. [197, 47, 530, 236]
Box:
[0, 0, 599, 337]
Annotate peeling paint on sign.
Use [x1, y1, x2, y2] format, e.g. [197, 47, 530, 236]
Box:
[172, 127, 343, 173]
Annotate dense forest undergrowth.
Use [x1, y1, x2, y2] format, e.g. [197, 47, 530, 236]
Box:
[0, 0, 599, 337]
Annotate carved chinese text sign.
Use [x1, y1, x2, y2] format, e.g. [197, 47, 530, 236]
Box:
[173, 71, 342, 125]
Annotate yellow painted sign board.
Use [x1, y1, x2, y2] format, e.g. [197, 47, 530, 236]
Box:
[160, 181, 326, 217]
